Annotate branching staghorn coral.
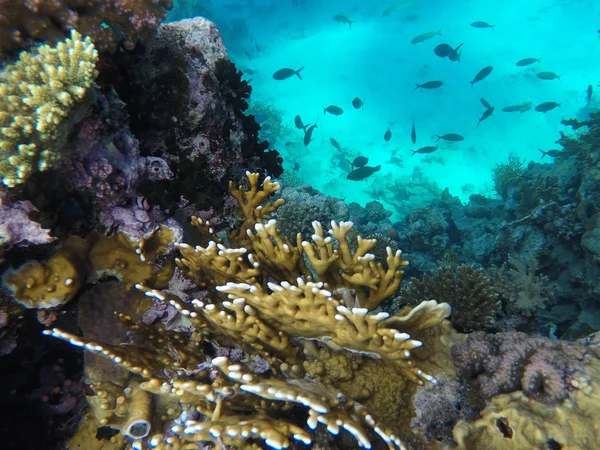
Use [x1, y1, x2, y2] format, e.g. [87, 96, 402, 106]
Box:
[0, 29, 98, 187]
[43, 172, 457, 450]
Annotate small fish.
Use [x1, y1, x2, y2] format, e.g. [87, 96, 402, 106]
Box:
[347, 165, 381, 181]
[285, 141, 295, 148]
[352, 97, 364, 110]
[244, 68, 256, 75]
[411, 28, 443, 44]
[434, 43, 453, 57]
[349, 156, 369, 168]
[501, 101, 532, 113]
[411, 122, 416, 144]
[382, 1, 412, 16]
[273, 66, 304, 80]
[387, 156, 403, 165]
[435, 133, 464, 142]
[587, 84, 593, 104]
[384, 127, 392, 142]
[448, 43, 463, 62]
[245, 50, 253, 60]
[333, 14, 356, 27]
[471, 21, 495, 30]
[534, 101, 562, 113]
[480, 98, 492, 108]
[516, 57, 540, 66]
[476, 106, 494, 127]
[414, 80, 443, 90]
[537, 71, 561, 80]
[303, 124, 317, 146]
[470, 66, 493, 86]
[256, 42, 261, 52]
[293, 162, 300, 170]
[411, 146, 438, 155]
[330, 137, 343, 153]
[294, 115, 308, 131]
[323, 105, 344, 115]
[538, 149, 563, 159]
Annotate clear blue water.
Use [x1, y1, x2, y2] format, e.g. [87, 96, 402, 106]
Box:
[169, 0, 599, 220]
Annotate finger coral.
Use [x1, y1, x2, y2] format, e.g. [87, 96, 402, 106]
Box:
[0, 29, 98, 187]
[0, 0, 172, 55]
[43, 172, 458, 450]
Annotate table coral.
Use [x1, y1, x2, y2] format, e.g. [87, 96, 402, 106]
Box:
[0, 29, 98, 187]
[0, 0, 172, 55]
[43, 172, 458, 450]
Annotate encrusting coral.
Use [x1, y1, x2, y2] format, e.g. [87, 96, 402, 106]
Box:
[0, 29, 98, 187]
[43, 172, 458, 450]
[452, 332, 600, 449]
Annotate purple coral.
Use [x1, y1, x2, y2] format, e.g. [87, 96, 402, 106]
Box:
[0, 195, 55, 247]
[451, 331, 587, 404]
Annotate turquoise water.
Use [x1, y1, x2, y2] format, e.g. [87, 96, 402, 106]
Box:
[170, 0, 599, 219]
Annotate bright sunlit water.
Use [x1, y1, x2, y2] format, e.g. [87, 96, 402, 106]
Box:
[169, 0, 600, 219]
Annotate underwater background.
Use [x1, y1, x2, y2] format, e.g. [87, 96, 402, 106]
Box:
[169, 0, 600, 218]
[1, 0, 600, 449]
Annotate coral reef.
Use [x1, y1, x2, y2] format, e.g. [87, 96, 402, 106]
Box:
[275, 184, 349, 241]
[0, 30, 98, 187]
[0, 0, 172, 55]
[43, 172, 458, 449]
[396, 265, 500, 333]
[492, 156, 525, 200]
[453, 332, 600, 449]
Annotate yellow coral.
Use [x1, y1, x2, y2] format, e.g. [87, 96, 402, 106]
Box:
[44, 173, 457, 450]
[2, 236, 90, 308]
[453, 353, 600, 450]
[0, 29, 98, 187]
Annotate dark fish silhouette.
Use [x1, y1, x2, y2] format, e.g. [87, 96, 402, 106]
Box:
[471, 21, 495, 30]
[411, 146, 438, 155]
[303, 124, 317, 146]
[347, 165, 381, 181]
[414, 80, 443, 90]
[273, 66, 304, 80]
[535, 101, 562, 112]
[448, 43, 463, 62]
[476, 106, 495, 127]
[434, 43, 453, 57]
[330, 137, 343, 153]
[516, 57, 540, 66]
[333, 14, 356, 27]
[323, 105, 344, 115]
[435, 133, 464, 142]
[480, 98, 492, 108]
[587, 84, 593, 104]
[411, 122, 416, 144]
[502, 101, 532, 113]
[471, 66, 493, 86]
[539, 149, 563, 159]
[352, 97, 364, 109]
[537, 72, 561, 80]
[294, 115, 309, 131]
[384, 127, 392, 142]
[349, 156, 368, 168]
